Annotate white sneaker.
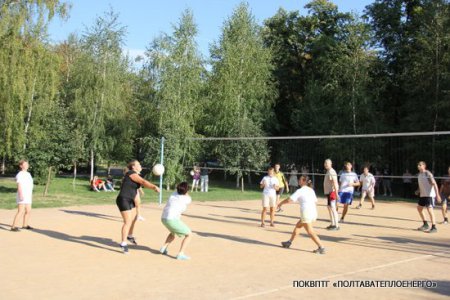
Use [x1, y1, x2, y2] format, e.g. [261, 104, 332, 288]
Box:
[137, 215, 145, 221]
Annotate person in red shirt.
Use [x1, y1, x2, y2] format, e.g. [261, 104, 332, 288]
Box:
[91, 176, 107, 192]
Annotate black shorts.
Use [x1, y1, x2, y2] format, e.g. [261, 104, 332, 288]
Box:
[116, 196, 135, 212]
[276, 187, 285, 195]
[418, 197, 433, 207]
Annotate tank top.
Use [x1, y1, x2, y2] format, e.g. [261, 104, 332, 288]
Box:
[118, 170, 141, 200]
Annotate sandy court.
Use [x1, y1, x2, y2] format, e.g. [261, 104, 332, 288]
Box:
[0, 198, 449, 299]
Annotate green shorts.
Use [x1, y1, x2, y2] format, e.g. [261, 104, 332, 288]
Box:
[161, 218, 191, 237]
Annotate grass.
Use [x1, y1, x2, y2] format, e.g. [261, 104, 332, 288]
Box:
[0, 176, 418, 210]
[0, 176, 263, 210]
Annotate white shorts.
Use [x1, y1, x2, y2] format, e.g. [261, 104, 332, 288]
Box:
[300, 209, 317, 224]
[362, 189, 374, 198]
[17, 198, 32, 205]
[192, 179, 199, 186]
[262, 194, 276, 207]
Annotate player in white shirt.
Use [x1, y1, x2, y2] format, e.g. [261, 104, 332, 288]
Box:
[339, 162, 360, 222]
[260, 167, 279, 227]
[11, 160, 34, 231]
[160, 182, 193, 260]
[277, 176, 325, 254]
[357, 166, 376, 209]
[416, 161, 441, 233]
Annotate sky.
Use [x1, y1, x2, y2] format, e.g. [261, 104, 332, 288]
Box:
[48, 0, 373, 59]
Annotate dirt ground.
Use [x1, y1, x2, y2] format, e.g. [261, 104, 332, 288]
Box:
[1, 198, 449, 300]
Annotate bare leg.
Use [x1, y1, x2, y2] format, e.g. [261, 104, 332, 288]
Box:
[341, 204, 349, 220]
[442, 202, 447, 221]
[261, 207, 267, 226]
[269, 207, 275, 226]
[289, 221, 304, 242]
[304, 223, 323, 248]
[12, 204, 25, 228]
[179, 234, 192, 254]
[163, 233, 175, 248]
[22, 204, 32, 227]
[120, 210, 133, 244]
[417, 206, 426, 221]
[426, 206, 436, 225]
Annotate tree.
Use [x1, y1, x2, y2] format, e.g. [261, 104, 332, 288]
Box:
[142, 9, 205, 189]
[205, 2, 276, 189]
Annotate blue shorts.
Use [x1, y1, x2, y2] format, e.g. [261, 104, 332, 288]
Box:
[338, 192, 354, 205]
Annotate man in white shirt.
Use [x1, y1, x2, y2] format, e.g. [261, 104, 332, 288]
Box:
[416, 161, 441, 233]
[339, 162, 360, 222]
[260, 167, 279, 227]
[357, 166, 376, 209]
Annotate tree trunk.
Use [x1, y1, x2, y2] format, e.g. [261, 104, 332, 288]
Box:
[236, 174, 240, 188]
[90, 149, 94, 181]
[1, 156, 5, 175]
[43, 166, 53, 197]
[107, 161, 111, 175]
[247, 172, 252, 185]
[72, 160, 77, 190]
[241, 176, 244, 192]
[23, 76, 37, 150]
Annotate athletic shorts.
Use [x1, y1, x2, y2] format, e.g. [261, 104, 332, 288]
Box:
[262, 194, 276, 207]
[362, 189, 375, 199]
[276, 187, 284, 195]
[300, 209, 317, 224]
[441, 193, 449, 204]
[161, 218, 191, 237]
[418, 197, 433, 207]
[338, 192, 354, 205]
[116, 196, 135, 212]
[326, 192, 337, 206]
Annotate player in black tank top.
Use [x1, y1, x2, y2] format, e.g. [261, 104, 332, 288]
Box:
[117, 160, 160, 253]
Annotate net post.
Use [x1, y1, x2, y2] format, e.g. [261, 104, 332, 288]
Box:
[159, 136, 165, 206]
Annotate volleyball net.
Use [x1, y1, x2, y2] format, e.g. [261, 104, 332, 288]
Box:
[182, 131, 450, 191]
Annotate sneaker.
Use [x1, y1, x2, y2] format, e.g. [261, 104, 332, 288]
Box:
[428, 227, 437, 233]
[22, 225, 33, 230]
[440, 220, 448, 224]
[313, 247, 326, 254]
[327, 226, 340, 231]
[270, 223, 275, 227]
[417, 224, 430, 231]
[281, 241, 292, 248]
[276, 207, 283, 213]
[356, 204, 362, 209]
[159, 247, 168, 255]
[10, 227, 20, 232]
[260, 223, 265, 228]
[120, 244, 129, 254]
[325, 224, 334, 229]
[371, 205, 375, 210]
[176, 253, 191, 260]
[137, 215, 145, 221]
[340, 218, 345, 223]
[127, 236, 137, 245]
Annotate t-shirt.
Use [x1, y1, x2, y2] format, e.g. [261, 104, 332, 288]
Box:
[275, 171, 286, 188]
[418, 171, 436, 197]
[360, 173, 375, 191]
[260, 176, 279, 196]
[16, 171, 33, 202]
[441, 175, 450, 196]
[118, 170, 141, 200]
[323, 168, 338, 194]
[290, 186, 317, 215]
[200, 168, 209, 176]
[382, 168, 392, 181]
[161, 192, 192, 220]
[339, 171, 359, 193]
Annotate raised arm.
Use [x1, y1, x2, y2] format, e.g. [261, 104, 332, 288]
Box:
[129, 173, 160, 193]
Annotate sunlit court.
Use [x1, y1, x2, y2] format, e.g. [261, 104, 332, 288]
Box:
[1, 198, 449, 299]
